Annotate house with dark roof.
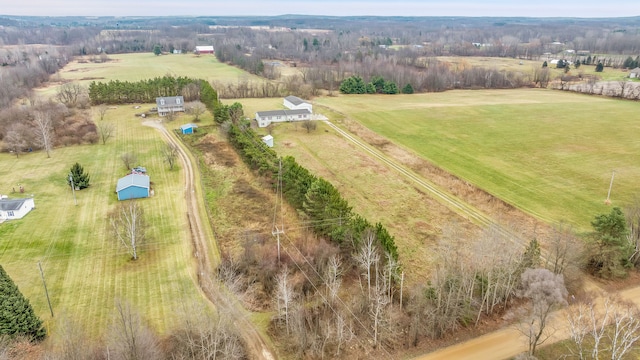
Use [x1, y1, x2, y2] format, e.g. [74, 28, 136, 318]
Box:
[255, 109, 312, 128]
[156, 96, 185, 116]
[629, 67, 640, 79]
[283, 95, 312, 112]
[0, 198, 35, 221]
[116, 174, 150, 201]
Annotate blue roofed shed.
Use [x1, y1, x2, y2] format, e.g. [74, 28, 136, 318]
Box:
[180, 123, 198, 134]
[116, 174, 150, 201]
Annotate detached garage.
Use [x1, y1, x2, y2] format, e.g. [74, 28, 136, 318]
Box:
[116, 174, 150, 201]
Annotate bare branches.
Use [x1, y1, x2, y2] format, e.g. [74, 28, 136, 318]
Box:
[33, 110, 54, 158]
[120, 152, 137, 170]
[97, 121, 115, 145]
[161, 143, 178, 170]
[110, 200, 146, 260]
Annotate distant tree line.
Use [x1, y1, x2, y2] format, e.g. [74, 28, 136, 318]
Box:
[88, 76, 200, 104]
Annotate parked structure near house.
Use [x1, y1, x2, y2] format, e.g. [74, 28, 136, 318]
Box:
[255, 109, 312, 128]
[283, 95, 313, 112]
[180, 123, 198, 134]
[156, 96, 185, 116]
[629, 67, 640, 78]
[0, 198, 35, 220]
[261, 134, 274, 147]
[195, 45, 215, 54]
[116, 174, 150, 201]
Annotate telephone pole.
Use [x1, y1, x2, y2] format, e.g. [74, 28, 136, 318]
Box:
[38, 261, 54, 318]
[272, 158, 284, 262]
[606, 170, 615, 205]
[69, 173, 77, 206]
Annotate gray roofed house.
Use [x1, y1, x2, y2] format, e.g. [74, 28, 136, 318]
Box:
[0, 197, 35, 221]
[255, 109, 312, 128]
[629, 67, 640, 78]
[156, 96, 185, 116]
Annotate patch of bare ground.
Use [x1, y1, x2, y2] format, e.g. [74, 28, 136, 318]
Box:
[342, 118, 557, 247]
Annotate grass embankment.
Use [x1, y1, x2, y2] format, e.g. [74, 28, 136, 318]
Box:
[314, 89, 640, 231]
[0, 106, 206, 337]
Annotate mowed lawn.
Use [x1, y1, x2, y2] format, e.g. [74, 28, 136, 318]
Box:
[39, 52, 262, 96]
[314, 89, 640, 231]
[0, 106, 204, 337]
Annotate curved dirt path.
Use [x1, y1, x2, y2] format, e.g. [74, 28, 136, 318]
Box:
[144, 120, 275, 360]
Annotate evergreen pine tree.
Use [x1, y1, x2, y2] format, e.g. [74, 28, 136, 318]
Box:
[595, 62, 604, 72]
[68, 162, 90, 189]
[402, 83, 414, 94]
[0, 265, 46, 341]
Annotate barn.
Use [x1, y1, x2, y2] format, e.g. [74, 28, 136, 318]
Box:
[116, 174, 150, 201]
[180, 123, 198, 134]
[0, 197, 35, 221]
[284, 95, 313, 113]
[195, 45, 215, 54]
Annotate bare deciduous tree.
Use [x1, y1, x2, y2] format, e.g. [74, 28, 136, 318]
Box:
[107, 300, 161, 360]
[275, 267, 295, 334]
[96, 104, 108, 121]
[97, 121, 115, 145]
[33, 110, 54, 158]
[355, 231, 380, 301]
[161, 143, 178, 170]
[301, 120, 317, 133]
[567, 294, 640, 360]
[120, 152, 137, 170]
[518, 268, 568, 357]
[110, 200, 146, 260]
[56, 82, 85, 108]
[3, 125, 27, 158]
[186, 102, 206, 122]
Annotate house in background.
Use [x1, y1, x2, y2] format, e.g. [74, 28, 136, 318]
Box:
[629, 67, 640, 78]
[255, 109, 312, 128]
[156, 96, 185, 117]
[262, 134, 274, 147]
[195, 45, 215, 55]
[116, 174, 150, 201]
[180, 123, 198, 134]
[0, 197, 35, 221]
[283, 95, 313, 112]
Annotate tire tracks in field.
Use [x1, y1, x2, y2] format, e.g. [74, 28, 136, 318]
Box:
[144, 120, 275, 360]
[324, 120, 529, 250]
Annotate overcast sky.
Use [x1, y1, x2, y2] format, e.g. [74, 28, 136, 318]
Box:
[3, 1, 639, 18]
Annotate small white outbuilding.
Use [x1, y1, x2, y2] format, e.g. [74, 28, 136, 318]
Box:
[262, 134, 274, 147]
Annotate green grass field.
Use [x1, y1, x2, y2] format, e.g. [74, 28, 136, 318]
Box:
[39, 52, 263, 97]
[314, 89, 640, 231]
[0, 107, 208, 337]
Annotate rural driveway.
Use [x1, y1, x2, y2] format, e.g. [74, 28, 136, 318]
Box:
[144, 120, 275, 360]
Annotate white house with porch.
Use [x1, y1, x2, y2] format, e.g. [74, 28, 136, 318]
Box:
[255, 109, 312, 128]
[0, 197, 35, 221]
[283, 95, 312, 112]
[156, 96, 185, 116]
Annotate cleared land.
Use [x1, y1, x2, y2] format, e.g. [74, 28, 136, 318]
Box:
[39, 52, 263, 96]
[312, 89, 640, 230]
[0, 106, 206, 336]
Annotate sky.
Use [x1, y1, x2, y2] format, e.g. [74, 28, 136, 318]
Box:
[3, 0, 639, 18]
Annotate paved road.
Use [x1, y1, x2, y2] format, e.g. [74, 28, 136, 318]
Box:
[144, 120, 275, 360]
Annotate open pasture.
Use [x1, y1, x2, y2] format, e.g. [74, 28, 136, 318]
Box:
[314, 89, 640, 230]
[39, 52, 262, 96]
[0, 106, 205, 336]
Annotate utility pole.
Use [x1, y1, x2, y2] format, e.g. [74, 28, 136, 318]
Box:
[606, 170, 615, 205]
[69, 173, 77, 206]
[38, 261, 54, 317]
[272, 158, 284, 262]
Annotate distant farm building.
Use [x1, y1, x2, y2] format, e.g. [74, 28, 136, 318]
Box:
[116, 174, 150, 201]
[0, 197, 35, 221]
[195, 45, 215, 54]
[262, 134, 274, 147]
[180, 123, 198, 134]
[156, 96, 185, 117]
[629, 67, 640, 78]
[255, 109, 312, 128]
[283, 95, 313, 112]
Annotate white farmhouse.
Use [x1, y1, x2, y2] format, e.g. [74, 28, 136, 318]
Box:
[0, 197, 35, 221]
[283, 95, 312, 113]
[255, 109, 312, 128]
